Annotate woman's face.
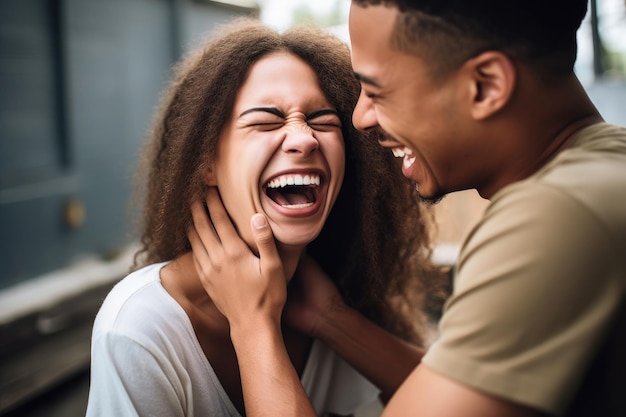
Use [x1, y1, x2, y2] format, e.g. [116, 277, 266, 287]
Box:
[207, 51, 345, 252]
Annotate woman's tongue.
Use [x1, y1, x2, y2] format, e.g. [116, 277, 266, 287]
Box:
[267, 188, 313, 208]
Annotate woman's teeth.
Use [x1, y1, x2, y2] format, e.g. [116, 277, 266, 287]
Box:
[265, 173, 321, 209]
[266, 173, 320, 189]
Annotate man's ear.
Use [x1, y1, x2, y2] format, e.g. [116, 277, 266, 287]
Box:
[466, 51, 516, 120]
[204, 167, 217, 186]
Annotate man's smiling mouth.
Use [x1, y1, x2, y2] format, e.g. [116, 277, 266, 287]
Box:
[264, 173, 322, 209]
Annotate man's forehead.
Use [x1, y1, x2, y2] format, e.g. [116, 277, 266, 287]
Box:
[348, 2, 397, 45]
[348, 3, 402, 88]
[349, 5, 397, 60]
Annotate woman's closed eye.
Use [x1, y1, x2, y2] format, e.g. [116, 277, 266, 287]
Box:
[247, 119, 284, 131]
[307, 111, 341, 132]
[239, 107, 285, 131]
[308, 119, 341, 132]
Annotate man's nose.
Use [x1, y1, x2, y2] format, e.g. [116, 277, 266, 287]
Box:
[352, 89, 378, 132]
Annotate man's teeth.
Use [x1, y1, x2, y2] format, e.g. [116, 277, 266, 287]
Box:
[391, 147, 416, 169]
[267, 173, 321, 189]
[404, 154, 416, 169]
[392, 147, 413, 158]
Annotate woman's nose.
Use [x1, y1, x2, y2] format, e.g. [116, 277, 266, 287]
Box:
[352, 89, 378, 132]
[281, 126, 320, 156]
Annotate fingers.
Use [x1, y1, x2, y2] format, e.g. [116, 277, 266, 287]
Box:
[250, 213, 282, 274]
[205, 187, 241, 247]
[192, 187, 281, 277]
[190, 196, 220, 255]
[187, 225, 210, 278]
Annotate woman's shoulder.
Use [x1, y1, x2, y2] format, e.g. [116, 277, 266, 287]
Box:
[92, 261, 188, 341]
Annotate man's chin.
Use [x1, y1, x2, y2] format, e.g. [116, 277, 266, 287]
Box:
[414, 184, 445, 206]
[418, 194, 444, 206]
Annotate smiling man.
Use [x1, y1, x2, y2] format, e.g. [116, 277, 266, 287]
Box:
[190, 1, 626, 416]
[347, 1, 625, 416]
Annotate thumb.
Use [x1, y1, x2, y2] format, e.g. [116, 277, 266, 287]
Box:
[250, 213, 281, 272]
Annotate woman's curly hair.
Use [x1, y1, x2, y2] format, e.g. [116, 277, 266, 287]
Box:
[133, 18, 448, 346]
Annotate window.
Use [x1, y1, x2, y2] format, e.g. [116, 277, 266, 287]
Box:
[576, 0, 626, 84]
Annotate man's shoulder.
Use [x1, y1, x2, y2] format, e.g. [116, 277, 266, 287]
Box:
[491, 121, 626, 228]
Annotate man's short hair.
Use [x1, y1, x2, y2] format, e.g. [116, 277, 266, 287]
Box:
[353, 0, 589, 80]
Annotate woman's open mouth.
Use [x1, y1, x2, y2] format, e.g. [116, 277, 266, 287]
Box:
[263, 172, 324, 213]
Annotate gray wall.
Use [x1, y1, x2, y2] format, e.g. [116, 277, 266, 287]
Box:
[0, 0, 258, 290]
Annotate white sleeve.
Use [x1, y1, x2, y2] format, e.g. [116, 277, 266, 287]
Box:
[86, 330, 188, 417]
[302, 340, 380, 415]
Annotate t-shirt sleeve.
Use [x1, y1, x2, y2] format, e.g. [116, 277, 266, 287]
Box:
[86, 330, 187, 417]
[423, 183, 622, 415]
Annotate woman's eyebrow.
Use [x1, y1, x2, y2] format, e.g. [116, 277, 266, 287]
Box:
[306, 109, 340, 120]
[239, 107, 285, 118]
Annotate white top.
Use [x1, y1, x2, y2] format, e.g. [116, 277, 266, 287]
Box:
[86, 262, 379, 416]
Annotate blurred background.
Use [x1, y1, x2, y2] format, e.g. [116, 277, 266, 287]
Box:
[1, 0, 624, 415]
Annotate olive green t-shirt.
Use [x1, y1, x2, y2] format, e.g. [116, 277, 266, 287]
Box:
[423, 123, 626, 416]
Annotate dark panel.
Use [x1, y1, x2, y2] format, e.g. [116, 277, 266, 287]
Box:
[0, 0, 174, 289]
[0, 0, 64, 188]
[0, 0, 259, 289]
[62, 0, 174, 256]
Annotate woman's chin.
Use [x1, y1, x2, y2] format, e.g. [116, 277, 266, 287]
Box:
[274, 229, 321, 251]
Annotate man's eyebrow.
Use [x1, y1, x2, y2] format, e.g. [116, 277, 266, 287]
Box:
[307, 109, 340, 120]
[354, 72, 382, 88]
[239, 107, 285, 118]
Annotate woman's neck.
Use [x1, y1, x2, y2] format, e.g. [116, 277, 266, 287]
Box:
[277, 243, 306, 284]
[162, 244, 305, 322]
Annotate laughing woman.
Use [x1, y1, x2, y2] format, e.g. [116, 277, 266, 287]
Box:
[86, 18, 444, 417]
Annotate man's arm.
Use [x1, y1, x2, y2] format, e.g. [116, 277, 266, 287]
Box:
[287, 257, 424, 403]
[304, 284, 545, 417]
[382, 364, 547, 417]
[314, 303, 423, 403]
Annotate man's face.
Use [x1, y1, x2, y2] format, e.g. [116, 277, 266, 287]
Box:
[349, 3, 470, 201]
[210, 52, 345, 252]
